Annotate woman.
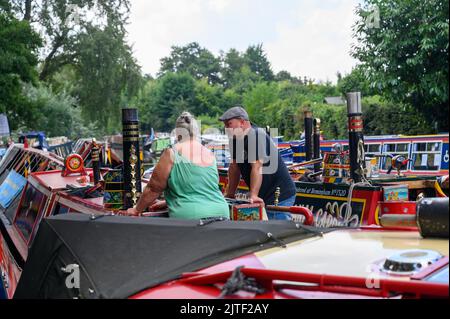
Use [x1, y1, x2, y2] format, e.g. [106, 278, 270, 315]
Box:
[125, 112, 229, 220]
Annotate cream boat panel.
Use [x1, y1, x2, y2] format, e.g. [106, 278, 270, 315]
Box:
[256, 229, 449, 280]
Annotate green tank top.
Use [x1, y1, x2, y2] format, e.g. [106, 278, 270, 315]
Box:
[164, 148, 230, 220]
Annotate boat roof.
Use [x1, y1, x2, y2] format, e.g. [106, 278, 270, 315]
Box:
[14, 213, 330, 299]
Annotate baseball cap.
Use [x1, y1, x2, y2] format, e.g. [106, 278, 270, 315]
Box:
[219, 106, 249, 121]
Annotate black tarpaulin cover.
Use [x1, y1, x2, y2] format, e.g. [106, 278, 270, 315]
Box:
[14, 213, 329, 299]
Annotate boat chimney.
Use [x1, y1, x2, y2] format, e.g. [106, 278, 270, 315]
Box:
[91, 139, 101, 185]
[122, 108, 142, 209]
[346, 92, 365, 183]
[313, 118, 321, 173]
[304, 110, 313, 161]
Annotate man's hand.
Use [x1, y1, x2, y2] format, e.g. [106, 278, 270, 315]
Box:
[249, 194, 264, 205]
[118, 207, 141, 216]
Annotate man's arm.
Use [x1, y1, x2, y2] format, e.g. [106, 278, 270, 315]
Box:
[249, 160, 265, 204]
[224, 160, 240, 198]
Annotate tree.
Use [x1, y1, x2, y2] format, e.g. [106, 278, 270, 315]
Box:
[362, 95, 433, 135]
[159, 42, 222, 85]
[140, 73, 196, 131]
[75, 24, 142, 131]
[0, 11, 41, 130]
[23, 83, 103, 138]
[8, 0, 131, 81]
[221, 48, 246, 88]
[352, 0, 449, 131]
[244, 44, 274, 82]
[337, 66, 374, 97]
[227, 65, 263, 95]
[275, 70, 293, 82]
[194, 79, 226, 116]
[243, 82, 279, 126]
[0, 0, 10, 11]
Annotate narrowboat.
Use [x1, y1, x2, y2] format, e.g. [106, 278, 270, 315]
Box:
[1, 98, 448, 299]
[1, 159, 448, 299]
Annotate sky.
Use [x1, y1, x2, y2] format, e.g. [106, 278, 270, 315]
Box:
[126, 0, 362, 83]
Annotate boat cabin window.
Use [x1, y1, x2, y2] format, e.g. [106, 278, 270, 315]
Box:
[14, 184, 47, 244]
[364, 144, 382, 169]
[51, 202, 70, 216]
[381, 143, 410, 171]
[366, 144, 381, 153]
[411, 142, 442, 171]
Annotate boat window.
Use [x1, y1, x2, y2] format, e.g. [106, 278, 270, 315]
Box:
[415, 143, 427, 152]
[14, 184, 47, 243]
[427, 142, 442, 152]
[367, 144, 381, 153]
[364, 144, 382, 169]
[385, 144, 396, 153]
[381, 143, 410, 171]
[396, 143, 409, 152]
[411, 142, 442, 171]
[51, 202, 70, 215]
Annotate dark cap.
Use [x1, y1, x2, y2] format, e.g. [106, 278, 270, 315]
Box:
[219, 106, 249, 122]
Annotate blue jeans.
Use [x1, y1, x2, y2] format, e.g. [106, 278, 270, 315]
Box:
[266, 195, 296, 220]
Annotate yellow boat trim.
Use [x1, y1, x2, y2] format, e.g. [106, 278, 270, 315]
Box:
[434, 181, 448, 197]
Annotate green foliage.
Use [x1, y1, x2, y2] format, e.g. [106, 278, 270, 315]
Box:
[275, 71, 294, 82]
[243, 82, 279, 126]
[310, 104, 348, 139]
[8, 0, 132, 81]
[75, 25, 142, 131]
[221, 48, 246, 88]
[137, 73, 196, 132]
[159, 42, 222, 85]
[196, 114, 223, 132]
[362, 95, 433, 135]
[227, 65, 263, 94]
[21, 84, 102, 139]
[3, 0, 142, 137]
[0, 12, 41, 130]
[244, 44, 275, 82]
[194, 79, 226, 115]
[337, 66, 374, 97]
[2, 1, 447, 141]
[353, 0, 449, 131]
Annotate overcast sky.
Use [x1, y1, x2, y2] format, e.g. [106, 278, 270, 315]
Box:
[126, 0, 362, 83]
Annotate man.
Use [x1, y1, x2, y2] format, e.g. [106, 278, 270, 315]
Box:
[219, 106, 297, 220]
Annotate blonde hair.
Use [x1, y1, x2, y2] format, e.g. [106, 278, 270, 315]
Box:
[175, 111, 199, 141]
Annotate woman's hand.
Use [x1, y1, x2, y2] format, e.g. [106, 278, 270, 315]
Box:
[150, 200, 167, 211]
[224, 192, 235, 199]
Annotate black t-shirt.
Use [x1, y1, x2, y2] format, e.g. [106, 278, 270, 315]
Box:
[230, 125, 297, 205]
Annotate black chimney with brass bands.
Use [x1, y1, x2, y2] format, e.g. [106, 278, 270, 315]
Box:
[346, 92, 365, 183]
[313, 118, 321, 173]
[91, 139, 101, 185]
[122, 108, 142, 209]
[304, 110, 313, 161]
